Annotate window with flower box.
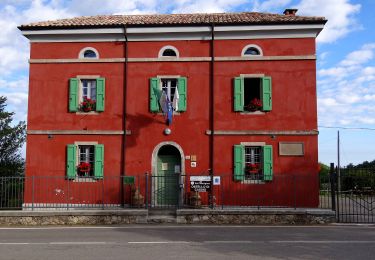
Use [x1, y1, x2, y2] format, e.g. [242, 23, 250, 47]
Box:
[66, 144, 104, 179]
[69, 77, 105, 113]
[234, 76, 272, 112]
[234, 144, 273, 182]
[149, 77, 187, 112]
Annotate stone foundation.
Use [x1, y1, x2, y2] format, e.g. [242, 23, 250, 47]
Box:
[0, 209, 335, 226]
[176, 209, 336, 225]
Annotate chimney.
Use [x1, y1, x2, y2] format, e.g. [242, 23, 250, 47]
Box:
[283, 9, 298, 16]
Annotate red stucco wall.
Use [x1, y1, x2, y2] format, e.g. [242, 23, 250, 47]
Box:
[25, 37, 319, 207]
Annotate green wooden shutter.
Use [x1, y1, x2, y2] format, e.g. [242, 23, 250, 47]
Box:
[150, 78, 160, 112]
[234, 145, 245, 181]
[234, 77, 244, 111]
[262, 145, 273, 181]
[66, 144, 76, 180]
[94, 144, 104, 179]
[261, 76, 272, 111]
[177, 77, 187, 112]
[69, 78, 79, 112]
[96, 78, 105, 112]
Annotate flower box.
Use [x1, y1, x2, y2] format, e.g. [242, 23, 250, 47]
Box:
[79, 97, 96, 112]
[245, 98, 262, 112]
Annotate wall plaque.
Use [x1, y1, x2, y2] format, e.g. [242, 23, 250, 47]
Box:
[279, 142, 304, 156]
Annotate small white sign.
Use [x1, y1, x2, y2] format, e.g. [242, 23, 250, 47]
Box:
[191, 162, 197, 167]
[185, 155, 191, 160]
[213, 176, 221, 185]
[161, 163, 168, 170]
[190, 176, 210, 181]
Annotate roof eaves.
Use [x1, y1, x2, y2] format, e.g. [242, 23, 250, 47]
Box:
[18, 19, 327, 31]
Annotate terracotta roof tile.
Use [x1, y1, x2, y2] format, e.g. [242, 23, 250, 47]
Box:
[19, 12, 326, 29]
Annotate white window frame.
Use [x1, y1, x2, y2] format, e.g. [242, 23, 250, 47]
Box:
[240, 74, 265, 115]
[158, 45, 179, 58]
[74, 141, 98, 181]
[241, 44, 263, 56]
[156, 75, 181, 114]
[76, 75, 100, 114]
[240, 142, 266, 184]
[79, 47, 99, 59]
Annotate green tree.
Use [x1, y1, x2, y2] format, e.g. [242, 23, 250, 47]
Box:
[0, 96, 26, 176]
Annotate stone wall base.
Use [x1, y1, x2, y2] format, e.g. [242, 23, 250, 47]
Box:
[0, 209, 335, 226]
[176, 209, 336, 225]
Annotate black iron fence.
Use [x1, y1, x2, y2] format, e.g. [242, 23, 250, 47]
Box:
[0, 173, 331, 210]
[335, 167, 375, 223]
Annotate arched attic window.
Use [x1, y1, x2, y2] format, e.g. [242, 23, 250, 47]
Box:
[79, 47, 99, 59]
[241, 44, 263, 56]
[158, 46, 179, 58]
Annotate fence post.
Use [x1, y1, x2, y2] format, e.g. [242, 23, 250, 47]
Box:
[31, 176, 35, 211]
[67, 177, 70, 210]
[102, 177, 105, 209]
[145, 173, 148, 209]
[294, 175, 297, 209]
[330, 163, 336, 212]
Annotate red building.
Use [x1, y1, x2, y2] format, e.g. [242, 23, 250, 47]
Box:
[19, 10, 326, 208]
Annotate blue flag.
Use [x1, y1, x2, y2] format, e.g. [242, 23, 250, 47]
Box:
[167, 97, 173, 125]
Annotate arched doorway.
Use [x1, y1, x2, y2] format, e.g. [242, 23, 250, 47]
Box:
[152, 143, 184, 207]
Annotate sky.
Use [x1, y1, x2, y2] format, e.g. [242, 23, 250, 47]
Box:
[0, 0, 374, 166]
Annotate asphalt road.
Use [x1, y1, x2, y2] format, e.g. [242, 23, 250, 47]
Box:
[0, 225, 374, 260]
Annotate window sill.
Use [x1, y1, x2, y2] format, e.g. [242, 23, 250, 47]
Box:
[155, 112, 182, 115]
[242, 180, 266, 184]
[240, 111, 265, 115]
[73, 177, 97, 182]
[76, 111, 100, 115]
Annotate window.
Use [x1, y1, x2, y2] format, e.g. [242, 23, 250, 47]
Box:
[158, 46, 179, 58]
[66, 144, 104, 179]
[69, 77, 105, 112]
[161, 78, 177, 101]
[78, 145, 95, 177]
[234, 144, 273, 182]
[162, 49, 177, 57]
[234, 76, 272, 112]
[241, 44, 263, 56]
[82, 80, 96, 101]
[149, 77, 187, 112]
[79, 47, 99, 59]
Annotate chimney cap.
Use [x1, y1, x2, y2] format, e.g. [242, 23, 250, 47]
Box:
[283, 9, 298, 16]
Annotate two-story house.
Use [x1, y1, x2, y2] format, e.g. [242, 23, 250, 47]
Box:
[19, 9, 326, 208]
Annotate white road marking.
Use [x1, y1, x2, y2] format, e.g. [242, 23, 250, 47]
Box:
[1, 240, 375, 246]
[128, 241, 190, 244]
[49, 242, 108, 245]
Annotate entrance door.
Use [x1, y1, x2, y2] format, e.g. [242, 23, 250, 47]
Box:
[154, 145, 181, 207]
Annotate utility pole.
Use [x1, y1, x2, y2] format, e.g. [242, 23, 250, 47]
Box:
[337, 130, 341, 192]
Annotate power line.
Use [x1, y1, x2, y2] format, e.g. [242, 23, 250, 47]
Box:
[318, 126, 375, 131]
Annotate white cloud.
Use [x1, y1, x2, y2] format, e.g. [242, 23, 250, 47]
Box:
[340, 44, 375, 66]
[252, 0, 292, 12]
[171, 0, 247, 13]
[318, 43, 375, 127]
[296, 0, 361, 43]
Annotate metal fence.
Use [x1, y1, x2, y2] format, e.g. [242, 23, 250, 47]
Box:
[0, 173, 330, 210]
[335, 167, 375, 223]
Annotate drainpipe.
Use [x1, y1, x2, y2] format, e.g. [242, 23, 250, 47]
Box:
[209, 23, 215, 208]
[120, 25, 128, 207]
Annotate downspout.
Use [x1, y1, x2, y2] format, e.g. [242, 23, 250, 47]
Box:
[120, 25, 128, 207]
[209, 23, 215, 207]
